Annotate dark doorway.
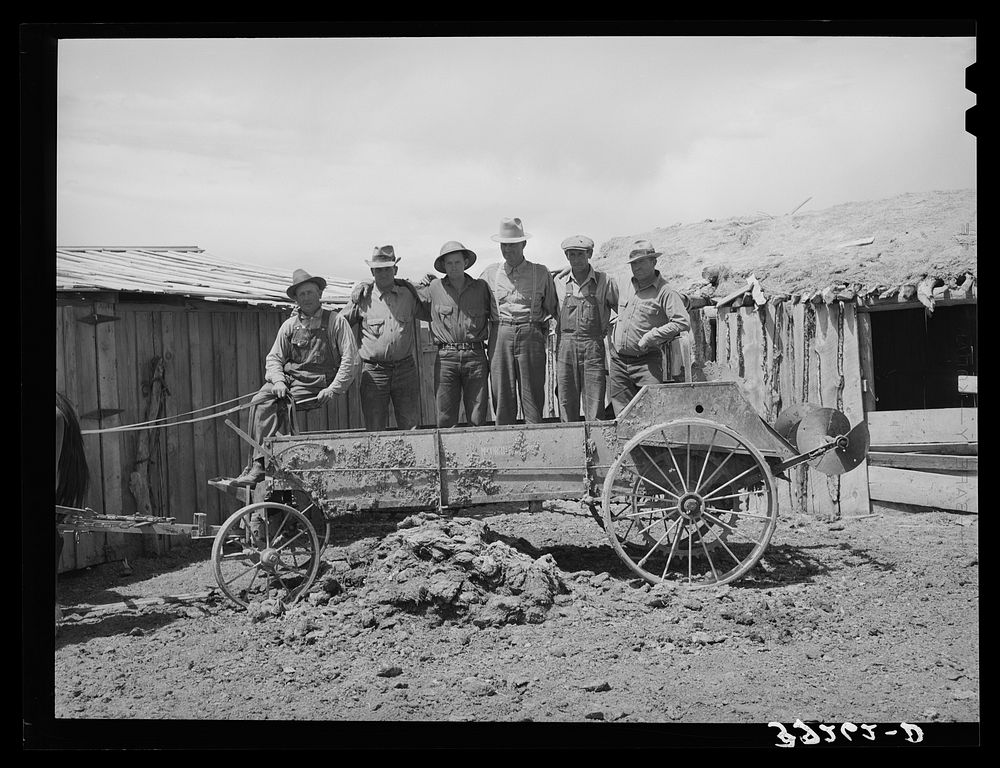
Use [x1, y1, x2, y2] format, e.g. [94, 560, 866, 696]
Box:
[869, 303, 977, 410]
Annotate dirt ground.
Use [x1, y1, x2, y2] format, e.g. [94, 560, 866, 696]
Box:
[46, 499, 978, 747]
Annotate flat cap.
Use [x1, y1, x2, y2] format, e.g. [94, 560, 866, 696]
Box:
[560, 235, 595, 252]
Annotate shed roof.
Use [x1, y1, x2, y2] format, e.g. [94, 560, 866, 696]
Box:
[56, 246, 354, 308]
[593, 189, 977, 306]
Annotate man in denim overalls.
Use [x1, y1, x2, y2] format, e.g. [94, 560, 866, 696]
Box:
[554, 235, 619, 421]
[233, 269, 360, 486]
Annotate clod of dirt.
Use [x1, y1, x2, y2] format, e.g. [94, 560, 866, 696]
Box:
[376, 666, 403, 678]
[246, 598, 285, 623]
[340, 513, 569, 627]
[460, 677, 496, 697]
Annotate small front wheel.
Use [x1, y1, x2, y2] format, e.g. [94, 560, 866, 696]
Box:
[211, 502, 321, 608]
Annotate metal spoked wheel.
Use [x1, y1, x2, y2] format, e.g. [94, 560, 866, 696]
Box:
[211, 502, 322, 609]
[602, 418, 777, 587]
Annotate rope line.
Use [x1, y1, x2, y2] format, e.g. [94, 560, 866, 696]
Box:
[90, 391, 257, 431]
[80, 395, 319, 435]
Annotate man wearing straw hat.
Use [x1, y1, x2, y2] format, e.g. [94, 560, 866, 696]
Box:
[554, 234, 619, 422]
[414, 241, 498, 427]
[608, 240, 690, 416]
[232, 269, 360, 487]
[480, 217, 559, 425]
[343, 245, 431, 431]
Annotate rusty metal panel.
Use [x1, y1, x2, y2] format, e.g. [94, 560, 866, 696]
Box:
[438, 422, 589, 506]
[267, 431, 441, 512]
[614, 382, 794, 458]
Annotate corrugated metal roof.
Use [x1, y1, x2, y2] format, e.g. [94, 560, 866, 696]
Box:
[56, 246, 354, 308]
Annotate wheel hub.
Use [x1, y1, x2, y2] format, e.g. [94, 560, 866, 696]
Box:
[258, 547, 284, 572]
[679, 494, 704, 520]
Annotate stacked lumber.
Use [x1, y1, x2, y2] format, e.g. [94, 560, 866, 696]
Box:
[866, 408, 977, 513]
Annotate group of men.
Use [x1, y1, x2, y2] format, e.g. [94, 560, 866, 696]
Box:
[232, 217, 690, 487]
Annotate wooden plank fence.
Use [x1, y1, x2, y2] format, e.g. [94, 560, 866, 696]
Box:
[713, 301, 871, 518]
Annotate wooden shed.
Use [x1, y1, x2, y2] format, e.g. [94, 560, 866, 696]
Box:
[594, 189, 977, 518]
[57, 247, 378, 528]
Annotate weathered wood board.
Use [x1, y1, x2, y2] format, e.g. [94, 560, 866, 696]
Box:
[868, 466, 977, 513]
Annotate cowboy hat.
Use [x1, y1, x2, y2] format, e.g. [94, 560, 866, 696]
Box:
[490, 217, 532, 243]
[434, 241, 478, 273]
[561, 234, 595, 252]
[365, 244, 401, 268]
[286, 268, 327, 299]
[626, 239, 662, 263]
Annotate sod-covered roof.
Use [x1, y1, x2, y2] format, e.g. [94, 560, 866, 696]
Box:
[593, 189, 976, 306]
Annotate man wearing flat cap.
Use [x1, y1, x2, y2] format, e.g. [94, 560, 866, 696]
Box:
[609, 240, 690, 416]
[407, 241, 499, 427]
[233, 269, 360, 486]
[480, 217, 559, 425]
[554, 235, 619, 422]
[343, 245, 431, 431]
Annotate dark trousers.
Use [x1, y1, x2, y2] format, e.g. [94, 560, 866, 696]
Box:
[361, 356, 420, 431]
[435, 348, 489, 427]
[246, 381, 320, 462]
[557, 335, 608, 422]
[609, 349, 664, 416]
[490, 323, 547, 425]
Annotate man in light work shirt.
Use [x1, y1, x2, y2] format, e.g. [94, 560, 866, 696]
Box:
[609, 240, 690, 416]
[343, 245, 430, 431]
[480, 217, 559, 425]
[233, 269, 360, 486]
[555, 235, 619, 422]
[413, 241, 498, 427]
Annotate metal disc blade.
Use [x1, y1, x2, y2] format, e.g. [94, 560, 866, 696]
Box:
[796, 408, 866, 475]
[773, 403, 823, 448]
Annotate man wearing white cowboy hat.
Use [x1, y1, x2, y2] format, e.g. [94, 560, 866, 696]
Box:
[343, 245, 431, 431]
[554, 234, 620, 422]
[233, 269, 360, 486]
[608, 240, 690, 416]
[480, 217, 559, 425]
[406, 241, 498, 427]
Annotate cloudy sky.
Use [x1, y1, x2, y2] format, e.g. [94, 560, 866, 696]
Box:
[56, 30, 977, 283]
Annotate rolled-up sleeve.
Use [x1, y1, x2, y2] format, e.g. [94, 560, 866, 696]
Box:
[542, 267, 559, 321]
[328, 312, 360, 393]
[639, 288, 690, 350]
[603, 275, 620, 335]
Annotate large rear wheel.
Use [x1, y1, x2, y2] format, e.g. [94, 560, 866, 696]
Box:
[602, 418, 777, 586]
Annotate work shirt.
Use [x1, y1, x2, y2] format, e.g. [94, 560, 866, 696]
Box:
[611, 271, 690, 357]
[343, 282, 431, 363]
[265, 306, 360, 394]
[555, 266, 619, 339]
[417, 274, 499, 345]
[480, 257, 559, 324]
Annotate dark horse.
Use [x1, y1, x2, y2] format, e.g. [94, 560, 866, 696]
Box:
[56, 393, 90, 617]
[56, 391, 90, 508]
